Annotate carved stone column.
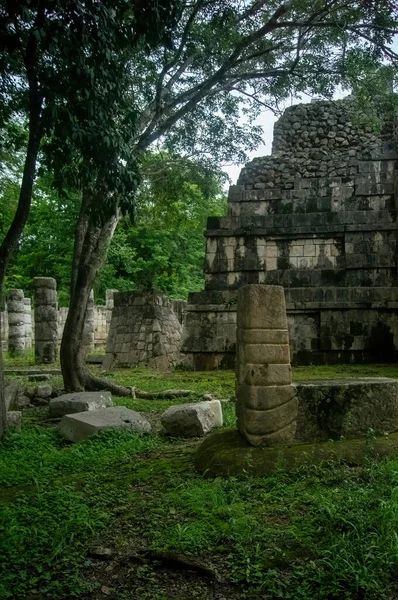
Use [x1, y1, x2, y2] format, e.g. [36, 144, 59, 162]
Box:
[33, 277, 58, 363]
[236, 284, 297, 447]
[7, 289, 25, 356]
[24, 297, 33, 350]
[83, 290, 95, 351]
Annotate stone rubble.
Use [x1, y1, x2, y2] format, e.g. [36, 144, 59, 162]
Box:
[59, 406, 151, 442]
[49, 391, 113, 418]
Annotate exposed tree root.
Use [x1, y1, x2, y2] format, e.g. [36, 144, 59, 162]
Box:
[83, 371, 192, 399]
[126, 551, 222, 581]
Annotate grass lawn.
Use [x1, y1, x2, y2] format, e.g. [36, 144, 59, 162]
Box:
[2, 363, 398, 599]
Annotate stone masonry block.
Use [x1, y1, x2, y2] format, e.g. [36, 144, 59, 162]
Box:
[237, 343, 290, 365]
[237, 285, 288, 330]
[59, 407, 151, 442]
[236, 384, 297, 410]
[237, 328, 289, 345]
[49, 391, 113, 418]
[240, 398, 298, 435]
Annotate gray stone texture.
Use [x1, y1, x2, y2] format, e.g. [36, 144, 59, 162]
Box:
[6, 411, 22, 431]
[49, 391, 113, 418]
[33, 277, 58, 363]
[161, 403, 216, 437]
[181, 98, 398, 368]
[59, 406, 151, 442]
[236, 285, 298, 447]
[104, 290, 182, 370]
[295, 378, 398, 442]
[7, 289, 25, 356]
[4, 380, 20, 411]
[83, 290, 95, 351]
[24, 298, 33, 350]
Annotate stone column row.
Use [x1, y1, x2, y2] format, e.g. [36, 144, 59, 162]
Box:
[236, 284, 298, 447]
[4, 281, 115, 361]
[33, 277, 58, 363]
[7, 289, 26, 356]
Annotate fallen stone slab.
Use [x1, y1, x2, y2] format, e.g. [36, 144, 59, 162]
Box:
[195, 429, 398, 477]
[201, 399, 223, 427]
[161, 403, 216, 437]
[5, 380, 20, 411]
[4, 368, 61, 376]
[59, 407, 151, 442]
[6, 411, 22, 431]
[49, 391, 113, 418]
[15, 395, 31, 409]
[36, 384, 53, 399]
[28, 373, 51, 382]
[295, 377, 398, 442]
[86, 354, 105, 365]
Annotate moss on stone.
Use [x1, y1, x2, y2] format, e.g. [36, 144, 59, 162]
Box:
[195, 429, 398, 477]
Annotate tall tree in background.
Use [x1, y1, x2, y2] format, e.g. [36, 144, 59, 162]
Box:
[1, 1, 398, 400]
[101, 154, 226, 299]
[61, 0, 398, 394]
[0, 0, 180, 435]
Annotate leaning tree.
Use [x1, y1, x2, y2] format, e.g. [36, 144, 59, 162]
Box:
[59, 0, 398, 394]
[0, 0, 180, 437]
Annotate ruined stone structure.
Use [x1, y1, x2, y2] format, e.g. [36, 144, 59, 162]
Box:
[104, 290, 183, 370]
[1, 285, 123, 355]
[182, 99, 398, 367]
[83, 290, 95, 351]
[33, 277, 58, 363]
[24, 298, 33, 350]
[7, 289, 26, 356]
[236, 285, 297, 446]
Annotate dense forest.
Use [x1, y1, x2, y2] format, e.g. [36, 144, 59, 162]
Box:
[0, 131, 227, 303]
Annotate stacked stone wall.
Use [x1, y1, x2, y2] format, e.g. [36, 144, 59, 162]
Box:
[181, 98, 398, 367]
[94, 306, 108, 349]
[104, 290, 182, 370]
[272, 99, 392, 159]
[7, 289, 26, 356]
[1, 287, 132, 356]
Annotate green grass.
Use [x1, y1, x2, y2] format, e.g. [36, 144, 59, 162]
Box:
[2, 363, 398, 598]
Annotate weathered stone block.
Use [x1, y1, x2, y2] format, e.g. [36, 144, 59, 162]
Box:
[237, 285, 288, 330]
[237, 362, 292, 386]
[59, 407, 151, 442]
[36, 384, 53, 399]
[295, 378, 398, 442]
[4, 380, 20, 411]
[49, 391, 113, 418]
[6, 411, 22, 431]
[161, 404, 216, 437]
[240, 398, 298, 435]
[237, 328, 289, 345]
[237, 343, 290, 365]
[236, 383, 297, 410]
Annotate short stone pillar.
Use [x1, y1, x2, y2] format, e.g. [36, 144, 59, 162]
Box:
[83, 290, 95, 351]
[24, 298, 33, 350]
[0, 306, 8, 352]
[33, 277, 58, 363]
[236, 285, 298, 447]
[103, 290, 182, 370]
[106, 289, 117, 325]
[7, 289, 25, 356]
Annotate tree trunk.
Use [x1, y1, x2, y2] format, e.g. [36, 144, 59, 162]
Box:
[60, 199, 119, 392]
[0, 95, 43, 438]
[61, 195, 195, 399]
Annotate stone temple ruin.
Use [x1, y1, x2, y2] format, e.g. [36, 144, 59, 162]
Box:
[2, 98, 398, 372]
[196, 283, 398, 476]
[181, 98, 398, 368]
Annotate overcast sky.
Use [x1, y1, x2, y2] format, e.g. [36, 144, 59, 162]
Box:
[222, 92, 345, 185]
[223, 37, 398, 185]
